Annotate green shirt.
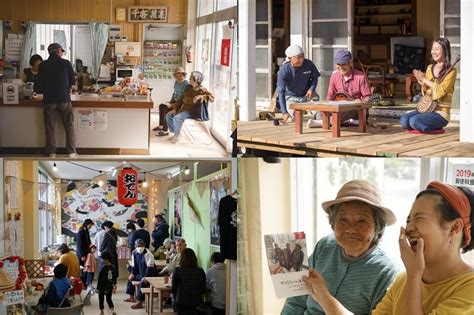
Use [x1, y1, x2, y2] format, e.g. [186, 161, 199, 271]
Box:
[281, 234, 400, 315]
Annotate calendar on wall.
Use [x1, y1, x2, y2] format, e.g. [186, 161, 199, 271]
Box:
[5, 36, 24, 63]
[143, 40, 182, 80]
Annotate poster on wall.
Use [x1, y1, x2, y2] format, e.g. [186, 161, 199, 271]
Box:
[210, 180, 227, 246]
[61, 181, 148, 238]
[450, 164, 474, 189]
[173, 189, 183, 238]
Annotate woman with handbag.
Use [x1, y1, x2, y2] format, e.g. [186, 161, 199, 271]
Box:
[400, 38, 458, 133]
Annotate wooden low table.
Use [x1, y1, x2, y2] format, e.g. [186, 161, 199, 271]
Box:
[146, 277, 173, 315]
[289, 101, 372, 137]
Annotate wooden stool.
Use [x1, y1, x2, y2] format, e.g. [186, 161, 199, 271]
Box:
[141, 287, 159, 312]
[132, 280, 141, 299]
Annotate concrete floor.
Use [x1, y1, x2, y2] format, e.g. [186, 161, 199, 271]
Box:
[82, 279, 173, 315]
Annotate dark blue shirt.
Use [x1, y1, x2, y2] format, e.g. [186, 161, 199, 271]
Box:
[34, 54, 75, 103]
[277, 59, 320, 111]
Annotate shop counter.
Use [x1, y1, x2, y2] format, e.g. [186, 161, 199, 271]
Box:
[0, 95, 153, 155]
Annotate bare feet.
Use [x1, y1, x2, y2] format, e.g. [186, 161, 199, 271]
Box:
[282, 113, 291, 123]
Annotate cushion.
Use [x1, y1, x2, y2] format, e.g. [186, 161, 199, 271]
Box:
[407, 129, 445, 135]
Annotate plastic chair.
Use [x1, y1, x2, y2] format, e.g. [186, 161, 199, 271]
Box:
[46, 288, 85, 315]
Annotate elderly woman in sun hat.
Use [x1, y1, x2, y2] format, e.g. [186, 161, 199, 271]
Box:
[154, 67, 189, 136]
[282, 179, 400, 315]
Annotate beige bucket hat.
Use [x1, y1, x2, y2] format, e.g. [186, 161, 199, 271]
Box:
[173, 67, 187, 76]
[321, 179, 396, 226]
[0, 268, 16, 293]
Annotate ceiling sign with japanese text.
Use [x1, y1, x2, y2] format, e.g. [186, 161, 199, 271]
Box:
[117, 168, 138, 206]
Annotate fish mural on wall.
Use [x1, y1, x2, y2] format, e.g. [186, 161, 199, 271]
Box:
[61, 181, 148, 238]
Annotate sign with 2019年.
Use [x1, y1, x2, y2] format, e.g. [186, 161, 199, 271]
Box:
[451, 164, 474, 189]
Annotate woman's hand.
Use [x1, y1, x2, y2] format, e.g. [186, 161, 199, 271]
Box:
[303, 269, 352, 315]
[302, 269, 330, 304]
[399, 227, 425, 278]
[128, 274, 134, 281]
[412, 69, 426, 85]
[193, 95, 204, 103]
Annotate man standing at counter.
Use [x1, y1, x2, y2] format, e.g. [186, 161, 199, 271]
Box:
[34, 43, 77, 157]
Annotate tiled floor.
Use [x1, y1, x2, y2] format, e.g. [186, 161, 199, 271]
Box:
[82, 280, 173, 315]
[149, 112, 228, 158]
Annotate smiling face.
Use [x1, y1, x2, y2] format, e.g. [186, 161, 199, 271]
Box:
[334, 201, 376, 257]
[174, 72, 185, 82]
[431, 42, 445, 64]
[290, 54, 305, 68]
[336, 63, 352, 77]
[405, 194, 457, 263]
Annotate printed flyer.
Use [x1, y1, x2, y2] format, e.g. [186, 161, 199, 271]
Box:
[264, 232, 310, 298]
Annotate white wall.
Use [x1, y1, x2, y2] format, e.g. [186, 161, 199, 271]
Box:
[258, 159, 292, 314]
[460, 0, 474, 142]
[0, 158, 4, 255]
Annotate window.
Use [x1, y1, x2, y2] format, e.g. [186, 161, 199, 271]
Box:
[35, 23, 92, 69]
[195, 0, 237, 151]
[445, 158, 474, 266]
[38, 170, 55, 250]
[292, 158, 422, 266]
[292, 157, 474, 268]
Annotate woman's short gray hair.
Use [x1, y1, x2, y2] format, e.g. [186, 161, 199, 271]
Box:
[327, 201, 387, 245]
[190, 71, 204, 85]
[163, 238, 172, 246]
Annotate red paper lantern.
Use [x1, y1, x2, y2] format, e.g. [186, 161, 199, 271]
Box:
[117, 168, 138, 206]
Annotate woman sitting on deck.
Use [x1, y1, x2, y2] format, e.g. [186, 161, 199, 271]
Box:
[400, 38, 457, 133]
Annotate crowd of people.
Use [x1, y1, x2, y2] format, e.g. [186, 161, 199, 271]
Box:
[38, 213, 227, 315]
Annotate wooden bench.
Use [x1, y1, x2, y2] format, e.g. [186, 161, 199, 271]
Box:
[132, 280, 141, 299]
[289, 101, 371, 137]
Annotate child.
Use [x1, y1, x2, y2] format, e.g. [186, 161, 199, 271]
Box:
[37, 263, 71, 310]
[84, 244, 97, 289]
[97, 251, 117, 315]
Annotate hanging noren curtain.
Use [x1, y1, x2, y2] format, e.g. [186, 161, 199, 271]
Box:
[89, 22, 109, 80]
[20, 22, 37, 73]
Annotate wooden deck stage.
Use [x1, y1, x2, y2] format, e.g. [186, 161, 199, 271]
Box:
[238, 119, 474, 157]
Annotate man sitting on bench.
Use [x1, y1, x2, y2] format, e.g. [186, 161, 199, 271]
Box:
[124, 239, 158, 309]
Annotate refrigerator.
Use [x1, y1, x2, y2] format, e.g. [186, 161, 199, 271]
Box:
[142, 24, 183, 109]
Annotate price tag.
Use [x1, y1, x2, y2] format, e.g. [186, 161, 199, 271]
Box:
[3, 290, 24, 305]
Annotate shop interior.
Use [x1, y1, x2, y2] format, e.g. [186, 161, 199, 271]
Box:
[0, 158, 237, 314]
[0, 0, 237, 158]
[238, 157, 474, 314]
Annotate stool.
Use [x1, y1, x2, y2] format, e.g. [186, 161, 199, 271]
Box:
[141, 287, 159, 312]
[132, 280, 140, 299]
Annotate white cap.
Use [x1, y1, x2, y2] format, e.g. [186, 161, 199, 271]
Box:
[285, 44, 304, 58]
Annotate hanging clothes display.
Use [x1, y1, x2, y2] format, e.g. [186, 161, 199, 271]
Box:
[217, 194, 237, 260]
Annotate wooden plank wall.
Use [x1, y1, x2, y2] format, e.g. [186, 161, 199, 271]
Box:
[0, 0, 188, 41]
